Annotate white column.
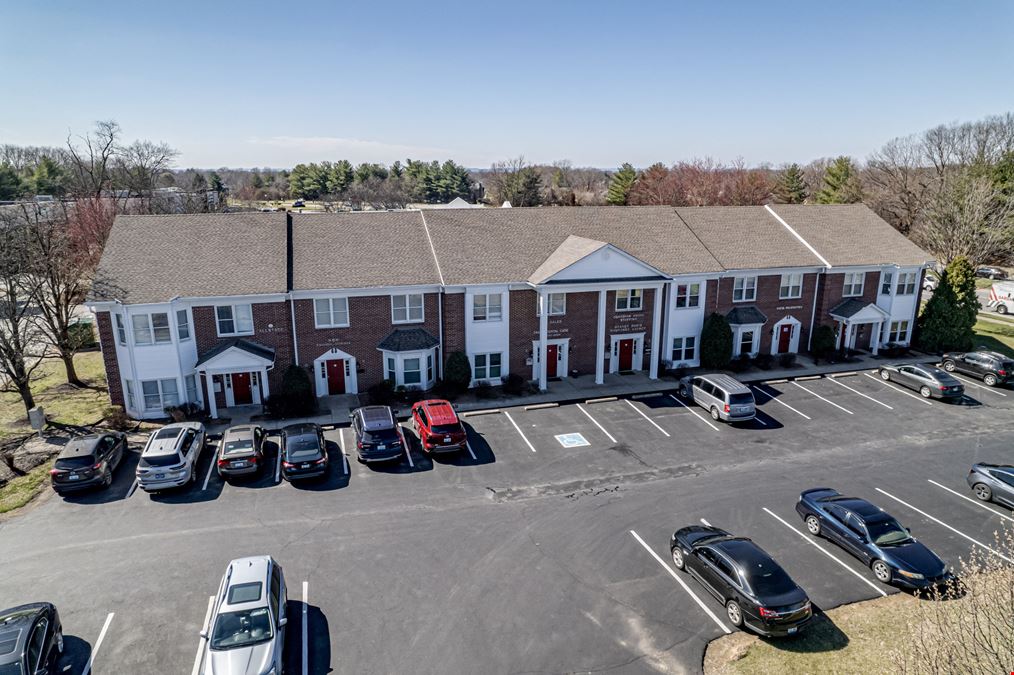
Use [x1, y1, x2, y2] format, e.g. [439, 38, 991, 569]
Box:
[595, 290, 606, 384]
[538, 289, 549, 391]
[871, 322, 881, 356]
[649, 285, 663, 379]
[260, 367, 270, 400]
[204, 371, 218, 419]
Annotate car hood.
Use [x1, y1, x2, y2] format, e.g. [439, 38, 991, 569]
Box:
[880, 539, 947, 575]
[206, 641, 274, 675]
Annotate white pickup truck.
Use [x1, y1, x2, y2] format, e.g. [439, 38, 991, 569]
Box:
[987, 282, 1014, 314]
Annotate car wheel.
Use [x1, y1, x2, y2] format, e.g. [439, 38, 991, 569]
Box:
[920, 386, 932, 398]
[55, 630, 63, 654]
[984, 373, 998, 386]
[710, 407, 720, 421]
[679, 385, 690, 398]
[671, 547, 685, 570]
[805, 515, 821, 536]
[103, 468, 113, 488]
[872, 560, 892, 583]
[942, 360, 956, 372]
[880, 369, 891, 381]
[726, 600, 744, 627]
[998, 304, 1009, 315]
[973, 483, 993, 502]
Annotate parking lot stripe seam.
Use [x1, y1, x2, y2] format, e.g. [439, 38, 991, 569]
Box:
[83, 612, 115, 675]
[667, 394, 720, 431]
[926, 479, 1014, 523]
[191, 596, 215, 675]
[624, 399, 671, 437]
[949, 373, 1008, 396]
[762, 508, 887, 597]
[863, 372, 933, 405]
[628, 530, 731, 634]
[749, 386, 811, 420]
[791, 381, 854, 414]
[302, 581, 309, 675]
[874, 488, 1014, 563]
[577, 403, 618, 443]
[504, 411, 537, 452]
[826, 376, 893, 410]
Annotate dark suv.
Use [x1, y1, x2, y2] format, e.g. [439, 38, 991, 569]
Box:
[351, 406, 405, 463]
[941, 350, 1014, 387]
[50, 432, 127, 494]
[280, 423, 329, 481]
[0, 602, 63, 675]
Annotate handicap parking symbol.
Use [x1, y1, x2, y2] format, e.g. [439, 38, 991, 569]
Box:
[555, 432, 590, 448]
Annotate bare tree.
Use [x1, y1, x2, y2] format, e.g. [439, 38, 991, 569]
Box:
[65, 120, 121, 198]
[341, 177, 410, 210]
[914, 174, 1014, 266]
[115, 139, 179, 202]
[865, 135, 937, 235]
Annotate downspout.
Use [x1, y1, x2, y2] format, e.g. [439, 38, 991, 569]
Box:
[807, 269, 824, 352]
[437, 290, 444, 380]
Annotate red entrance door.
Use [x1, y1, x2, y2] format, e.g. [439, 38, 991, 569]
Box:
[546, 344, 559, 378]
[326, 359, 346, 395]
[777, 324, 793, 353]
[618, 339, 634, 371]
[231, 372, 252, 405]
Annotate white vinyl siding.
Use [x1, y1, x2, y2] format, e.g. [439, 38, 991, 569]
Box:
[314, 297, 350, 328]
[779, 273, 802, 300]
[392, 294, 424, 324]
[843, 272, 865, 297]
[733, 276, 757, 302]
[615, 289, 643, 311]
[472, 294, 503, 322]
[216, 304, 254, 336]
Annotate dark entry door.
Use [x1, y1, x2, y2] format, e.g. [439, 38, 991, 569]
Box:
[778, 324, 793, 353]
[618, 339, 634, 371]
[546, 344, 559, 378]
[232, 372, 252, 405]
[326, 359, 346, 395]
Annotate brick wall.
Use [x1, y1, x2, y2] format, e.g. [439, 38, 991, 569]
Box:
[293, 293, 441, 391]
[815, 271, 881, 350]
[707, 274, 818, 354]
[192, 301, 296, 392]
[443, 293, 466, 365]
[95, 312, 125, 408]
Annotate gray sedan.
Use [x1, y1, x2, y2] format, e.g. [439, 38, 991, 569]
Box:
[878, 364, 964, 400]
[966, 463, 1014, 508]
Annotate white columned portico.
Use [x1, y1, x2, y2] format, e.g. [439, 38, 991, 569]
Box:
[649, 285, 663, 380]
[260, 367, 270, 399]
[204, 373, 218, 419]
[538, 289, 549, 391]
[595, 290, 606, 384]
[871, 322, 882, 355]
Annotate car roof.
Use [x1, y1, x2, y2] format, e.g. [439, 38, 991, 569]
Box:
[57, 434, 103, 458]
[223, 425, 259, 441]
[713, 537, 769, 564]
[417, 400, 458, 425]
[0, 604, 48, 660]
[695, 373, 750, 393]
[357, 406, 395, 431]
[975, 350, 1011, 361]
[828, 496, 882, 518]
[222, 556, 272, 610]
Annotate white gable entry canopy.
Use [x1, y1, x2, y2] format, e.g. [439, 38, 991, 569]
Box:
[829, 299, 891, 355]
[194, 339, 275, 418]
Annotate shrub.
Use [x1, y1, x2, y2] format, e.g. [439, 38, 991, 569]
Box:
[474, 381, 495, 399]
[700, 313, 733, 370]
[918, 257, 976, 353]
[396, 385, 425, 404]
[103, 405, 130, 430]
[754, 353, 774, 370]
[444, 351, 472, 395]
[728, 353, 752, 373]
[778, 352, 797, 369]
[264, 365, 316, 418]
[502, 373, 527, 396]
[368, 379, 396, 406]
[811, 325, 837, 363]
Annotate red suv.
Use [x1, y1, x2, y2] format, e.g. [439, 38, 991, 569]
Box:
[411, 399, 467, 454]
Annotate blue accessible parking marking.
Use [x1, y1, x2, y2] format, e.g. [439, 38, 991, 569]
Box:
[555, 432, 590, 448]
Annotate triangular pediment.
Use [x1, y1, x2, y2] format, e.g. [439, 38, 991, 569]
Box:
[529, 236, 666, 284]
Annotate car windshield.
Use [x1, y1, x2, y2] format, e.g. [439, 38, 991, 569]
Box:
[867, 518, 911, 546]
[141, 453, 182, 467]
[210, 607, 273, 650]
[728, 393, 753, 405]
[285, 435, 319, 459]
[54, 455, 96, 469]
[362, 428, 400, 443]
[742, 558, 797, 596]
[223, 439, 254, 455]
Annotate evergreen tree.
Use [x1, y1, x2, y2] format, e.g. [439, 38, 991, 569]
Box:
[814, 156, 862, 204]
[444, 351, 472, 394]
[811, 325, 837, 362]
[30, 156, 66, 196]
[773, 163, 808, 204]
[0, 165, 23, 200]
[947, 256, 979, 348]
[606, 163, 637, 205]
[917, 257, 977, 353]
[208, 171, 225, 194]
[326, 160, 353, 195]
[700, 313, 733, 369]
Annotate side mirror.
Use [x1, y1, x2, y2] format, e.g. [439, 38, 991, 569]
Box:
[278, 617, 288, 627]
[200, 629, 209, 639]
[348, 412, 355, 420]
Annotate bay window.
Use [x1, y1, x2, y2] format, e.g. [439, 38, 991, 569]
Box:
[141, 378, 179, 412]
[888, 320, 910, 343]
[115, 314, 127, 345]
[880, 271, 894, 295]
[132, 313, 172, 345]
[176, 310, 191, 341]
[896, 272, 917, 295]
[403, 358, 422, 385]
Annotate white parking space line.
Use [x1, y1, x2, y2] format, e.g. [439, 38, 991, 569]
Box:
[464, 438, 477, 461]
[504, 411, 537, 452]
[201, 443, 218, 490]
[624, 399, 671, 437]
[863, 372, 933, 406]
[398, 428, 415, 468]
[576, 404, 617, 443]
[750, 386, 812, 420]
[927, 479, 1014, 523]
[82, 612, 115, 675]
[628, 530, 731, 634]
[667, 394, 720, 431]
[874, 488, 1014, 563]
[763, 508, 887, 597]
[300, 579, 308, 672]
[827, 377, 893, 410]
[275, 443, 283, 483]
[700, 518, 712, 526]
[336, 429, 352, 474]
[126, 479, 138, 498]
[791, 381, 854, 415]
[949, 373, 1008, 396]
[191, 596, 214, 675]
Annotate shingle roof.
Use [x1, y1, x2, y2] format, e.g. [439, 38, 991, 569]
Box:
[89, 213, 288, 304]
[726, 306, 768, 325]
[770, 204, 933, 267]
[195, 339, 276, 367]
[828, 298, 869, 319]
[377, 328, 440, 352]
[674, 206, 825, 270]
[422, 206, 724, 284]
[291, 212, 442, 290]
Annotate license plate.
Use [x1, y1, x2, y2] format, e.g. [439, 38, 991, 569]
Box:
[155, 473, 165, 479]
[788, 627, 798, 634]
[377, 444, 386, 450]
[301, 463, 310, 469]
[232, 461, 247, 468]
[68, 474, 80, 481]
[444, 437, 451, 443]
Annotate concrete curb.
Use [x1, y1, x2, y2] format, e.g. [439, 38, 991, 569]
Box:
[461, 409, 501, 417]
[524, 402, 559, 411]
[584, 396, 618, 404]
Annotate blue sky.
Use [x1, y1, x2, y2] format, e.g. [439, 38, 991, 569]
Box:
[2, 1, 1012, 169]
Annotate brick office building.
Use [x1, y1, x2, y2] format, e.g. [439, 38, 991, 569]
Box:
[87, 204, 932, 419]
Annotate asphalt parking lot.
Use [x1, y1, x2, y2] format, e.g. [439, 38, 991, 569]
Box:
[2, 367, 1013, 674]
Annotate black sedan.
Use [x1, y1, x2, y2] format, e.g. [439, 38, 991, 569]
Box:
[669, 526, 812, 636]
[50, 432, 127, 494]
[0, 602, 63, 675]
[795, 488, 952, 589]
[878, 363, 964, 400]
[280, 423, 329, 481]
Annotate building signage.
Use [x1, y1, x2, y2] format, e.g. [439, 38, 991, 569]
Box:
[776, 305, 804, 311]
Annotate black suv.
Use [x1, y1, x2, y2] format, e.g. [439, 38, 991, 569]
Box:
[941, 350, 1014, 387]
[280, 423, 329, 481]
[0, 602, 63, 674]
[350, 406, 405, 463]
[50, 432, 127, 494]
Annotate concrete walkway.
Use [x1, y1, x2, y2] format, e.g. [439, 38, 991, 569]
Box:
[203, 350, 938, 434]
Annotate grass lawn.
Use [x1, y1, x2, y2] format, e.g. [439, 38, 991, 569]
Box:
[704, 594, 922, 675]
[972, 318, 1014, 356]
[0, 461, 52, 514]
[0, 351, 108, 440]
[975, 277, 996, 289]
